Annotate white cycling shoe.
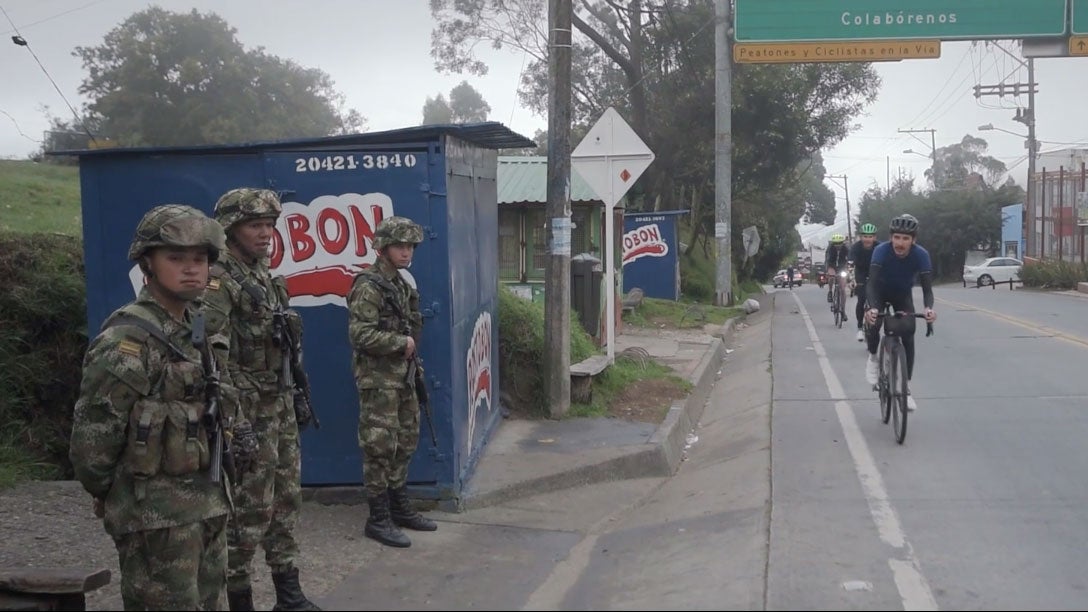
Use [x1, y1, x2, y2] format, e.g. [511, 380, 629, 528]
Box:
[856, 329, 865, 342]
[865, 354, 879, 386]
[906, 394, 918, 412]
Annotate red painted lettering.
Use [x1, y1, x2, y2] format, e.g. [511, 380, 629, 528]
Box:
[270, 229, 284, 269]
[351, 205, 385, 256]
[317, 208, 349, 255]
[287, 214, 316, 261]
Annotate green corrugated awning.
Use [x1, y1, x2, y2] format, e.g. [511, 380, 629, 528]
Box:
[498, 156, 603, 205]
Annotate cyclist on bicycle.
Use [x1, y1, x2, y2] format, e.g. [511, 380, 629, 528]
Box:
[863, 214, 938, 411]
[848, 223, 880, 342]
[825, 233, 850, 322]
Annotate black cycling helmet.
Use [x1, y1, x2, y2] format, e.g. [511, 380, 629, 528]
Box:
[889, 214, 919, 236]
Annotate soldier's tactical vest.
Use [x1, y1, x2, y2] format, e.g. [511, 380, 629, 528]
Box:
[103, 306, 211, 483]
[211, 263, 291, 387]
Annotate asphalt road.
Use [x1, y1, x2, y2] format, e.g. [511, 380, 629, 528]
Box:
[768, 283, 1088, 610]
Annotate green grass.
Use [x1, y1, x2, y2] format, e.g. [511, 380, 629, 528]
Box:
[0, 160, 82, 235]
[624, 296, 744, 329]
[570, 358, 692, 418]
[0, 431, 62, 491]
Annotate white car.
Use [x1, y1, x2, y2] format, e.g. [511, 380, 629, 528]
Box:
[963, 257, 1023, 287]
[772, 269, 802, 288]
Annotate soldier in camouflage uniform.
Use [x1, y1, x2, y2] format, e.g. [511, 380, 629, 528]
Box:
[203, 188, 320, 612]
[70, 205, 240, 610]
[347, 216, 438, 548]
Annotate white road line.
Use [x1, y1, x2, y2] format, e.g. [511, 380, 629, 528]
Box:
[789, 292, 938, 611]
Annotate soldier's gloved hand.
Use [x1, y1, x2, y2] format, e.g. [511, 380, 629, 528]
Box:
[232, 421, 259, 473]
[294, 394, 315, 431]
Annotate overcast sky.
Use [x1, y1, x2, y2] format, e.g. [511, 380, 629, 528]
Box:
[3, 1, 1087, 241]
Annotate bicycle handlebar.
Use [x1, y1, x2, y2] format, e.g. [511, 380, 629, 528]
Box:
[874, 311, 934, 337]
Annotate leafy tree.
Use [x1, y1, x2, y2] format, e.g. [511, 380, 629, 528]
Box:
[857, 176, 1024, 278]
[449, 81, 492, 122]
[926, 134, 1007, 190]
[422, 81, 492, 125]
[70, 7, 364, 147]
[422, 93, 454, 125]
[431, 0, 880, 282]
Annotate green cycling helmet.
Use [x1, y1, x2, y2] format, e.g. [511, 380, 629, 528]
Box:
[859, 223, 877, 235]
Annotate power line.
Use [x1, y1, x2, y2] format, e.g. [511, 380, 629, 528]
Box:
[0, 108, 42, 143]
[0, 0, 110, 35]
[1, 3, 97, 146]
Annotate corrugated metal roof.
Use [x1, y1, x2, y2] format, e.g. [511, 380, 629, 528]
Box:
[55, 122, 536, 158]
[497, 156, 602, 204]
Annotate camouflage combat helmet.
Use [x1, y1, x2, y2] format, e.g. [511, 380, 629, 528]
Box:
[213, 188, 283, 232]
[128, 204, 227, 262]
[372, 216, 424, 251]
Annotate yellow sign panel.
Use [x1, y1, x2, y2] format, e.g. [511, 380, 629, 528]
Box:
[1070, 36, 1088, 56]
[734, 40, 941, 64]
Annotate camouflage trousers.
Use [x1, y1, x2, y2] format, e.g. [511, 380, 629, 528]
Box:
[358, 385, 420, 496]
[227, 391, 302, 590]
[113, 514, 228, 611]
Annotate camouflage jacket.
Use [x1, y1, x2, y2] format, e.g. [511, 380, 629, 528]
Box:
[69, 288, 230, 537]
[347, 258, 422, 389]
[203, 251, 293, 419]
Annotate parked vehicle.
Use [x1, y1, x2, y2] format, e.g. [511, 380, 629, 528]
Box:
[772, 269, 803, 288]
[963, 257, 1023, 286]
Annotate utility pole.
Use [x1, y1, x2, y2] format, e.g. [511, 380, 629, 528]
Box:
[899, 128, 937, 187]
[974, 47, 1037, 256]
[714, 0, 733, 306]
[827, 174, 852, 241]
[544, 0, 572, 418]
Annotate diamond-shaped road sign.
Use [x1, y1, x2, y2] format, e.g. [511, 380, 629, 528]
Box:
[571, 107, 655, 208]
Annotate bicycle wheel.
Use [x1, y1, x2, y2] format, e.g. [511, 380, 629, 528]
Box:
[891, 341, 909, 444]
[878, 339, 891, 423]
[833, 287, 842, 328]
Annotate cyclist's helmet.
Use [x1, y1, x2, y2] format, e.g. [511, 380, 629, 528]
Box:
[830, 233, 846, 244]
[859, 223, 877, 235]
[889, 214, 919, 237]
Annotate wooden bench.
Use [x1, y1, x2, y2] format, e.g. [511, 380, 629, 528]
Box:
[570, 354, 611, 403]
[0, 568, 111, 611]
[621, 288, 645, 314]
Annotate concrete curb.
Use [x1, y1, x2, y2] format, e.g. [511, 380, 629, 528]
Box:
[310, 313, 749, 512]
[650, 316, 739, 474]
[456, 314, 744, 511]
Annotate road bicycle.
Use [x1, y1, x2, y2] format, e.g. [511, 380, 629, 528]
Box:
[831, 269, 848, 328]
[873, 308, 933, 444]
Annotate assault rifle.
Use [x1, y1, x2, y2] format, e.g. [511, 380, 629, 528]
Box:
[367, 277, 437, 447]
[273, 308, 320, 431]
[191, 312, 235, 484]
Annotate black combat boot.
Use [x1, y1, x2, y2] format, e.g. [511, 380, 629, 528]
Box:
[227, 587, 255, 611]
[271, 566, 322, 611]
[388, 485, 437, 531]
[365, 492, 411, 548]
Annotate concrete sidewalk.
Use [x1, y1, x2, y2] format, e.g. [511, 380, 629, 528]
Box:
[458, 307, 749, 510]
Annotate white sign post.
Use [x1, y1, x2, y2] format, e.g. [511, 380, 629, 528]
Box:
[571, 107, 655, 361]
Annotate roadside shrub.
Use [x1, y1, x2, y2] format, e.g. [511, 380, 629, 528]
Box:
[0, 231, 87, 479]
[1019, 260, 1088, 290]
[497, 286, 595, 418]
[680, 252, 714, 301]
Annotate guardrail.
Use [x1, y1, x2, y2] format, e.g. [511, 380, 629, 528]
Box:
[962, 277, 1022, 290]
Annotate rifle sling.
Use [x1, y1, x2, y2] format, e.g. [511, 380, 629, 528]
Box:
[104, 314, 190, 360]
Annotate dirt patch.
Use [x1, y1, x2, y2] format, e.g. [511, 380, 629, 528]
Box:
[608, 376, 689, 423]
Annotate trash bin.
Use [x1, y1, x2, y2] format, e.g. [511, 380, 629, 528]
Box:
[571, 253, 603, 337]
[64, 123, 535, 504]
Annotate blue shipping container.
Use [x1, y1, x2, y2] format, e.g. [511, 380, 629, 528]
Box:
[70, 124, 534, 504]
[622, 210, 687, 300]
